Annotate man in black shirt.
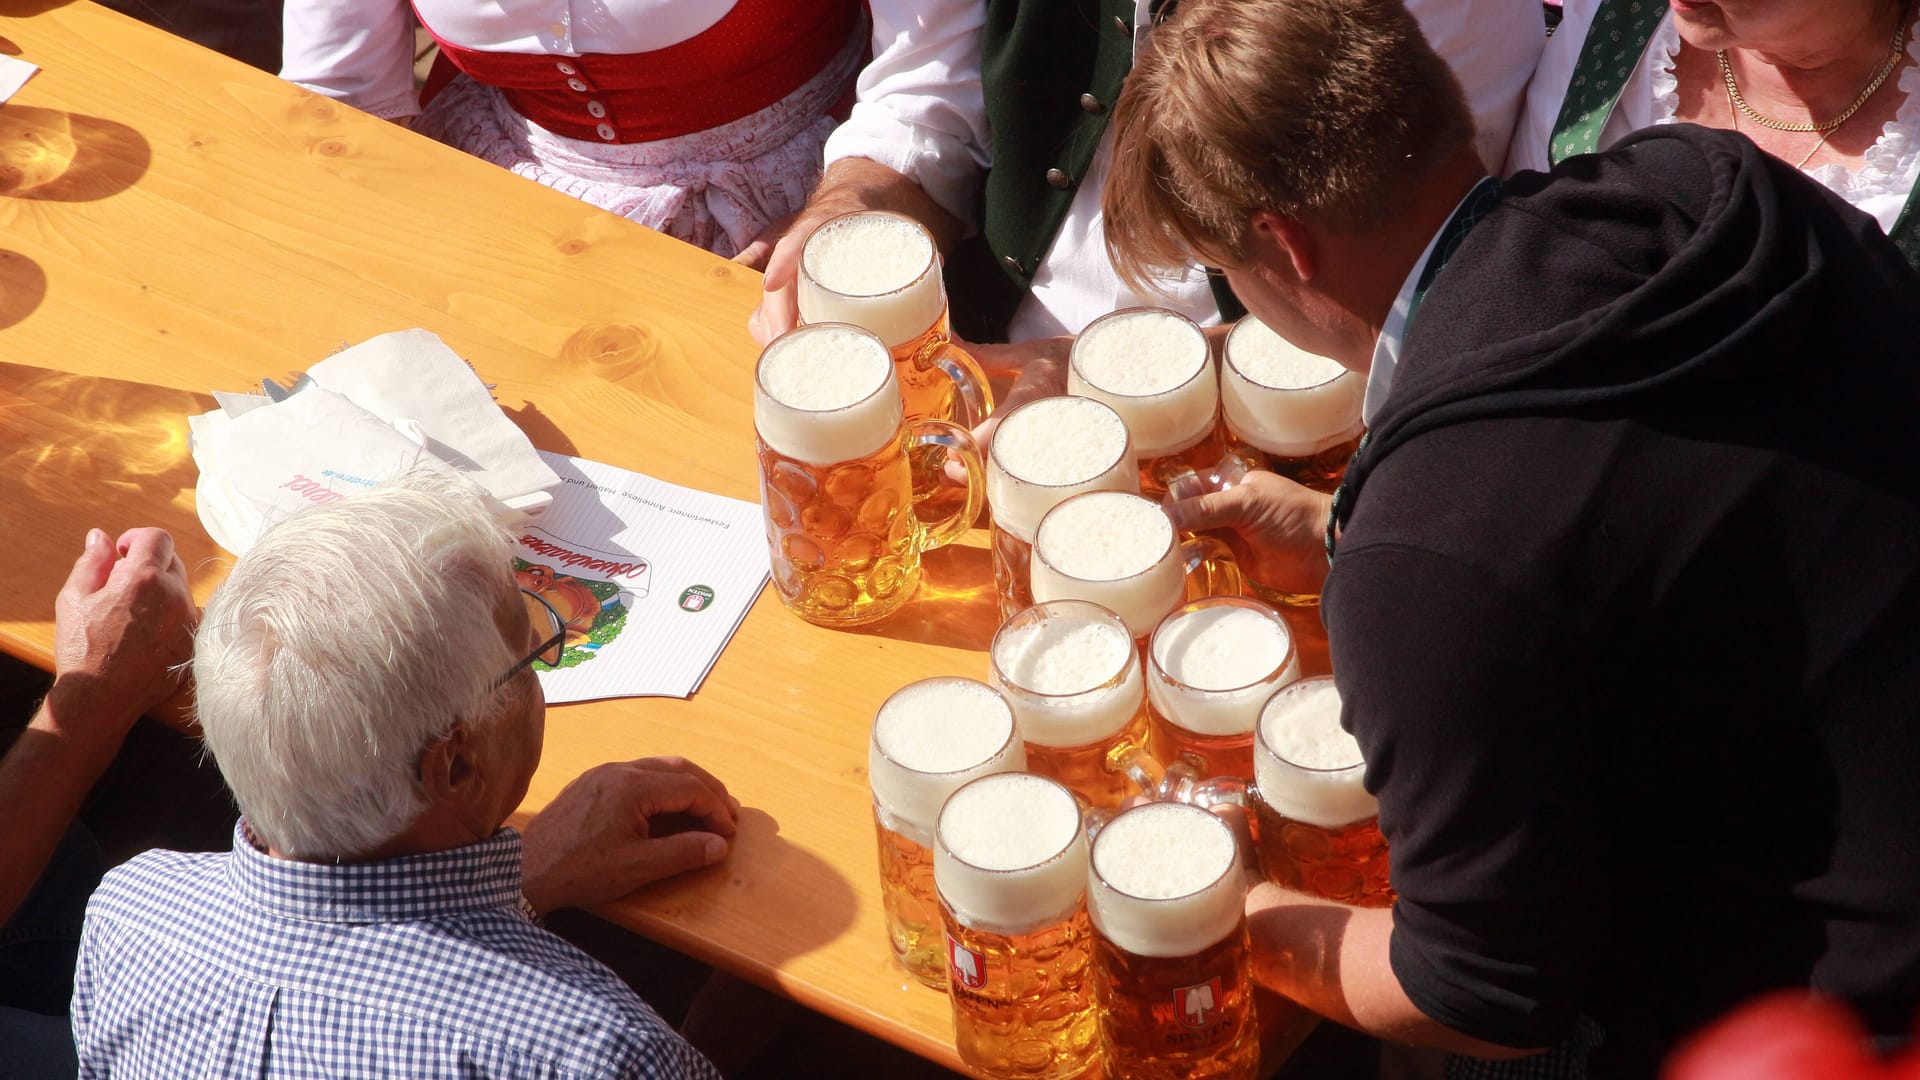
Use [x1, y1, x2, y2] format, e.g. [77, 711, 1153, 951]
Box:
[1104, 0, 1920, 1073]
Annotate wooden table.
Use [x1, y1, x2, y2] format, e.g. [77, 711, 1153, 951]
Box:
[0, 5, 1314, 1072]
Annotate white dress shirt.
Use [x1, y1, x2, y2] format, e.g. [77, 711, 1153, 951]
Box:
[1363, 182, 1492, 425]
[827, 0, 1546, 341]
[282, 0, 741, 121]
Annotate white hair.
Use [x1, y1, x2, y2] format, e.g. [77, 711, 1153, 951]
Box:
[195, 471, 521, 859]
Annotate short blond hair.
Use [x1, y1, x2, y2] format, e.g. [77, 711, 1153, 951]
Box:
[1104, 0, 1474, 287]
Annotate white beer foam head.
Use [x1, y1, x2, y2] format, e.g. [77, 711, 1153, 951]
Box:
[1031, 492, 1183, 638]
[1069, 309, 1218, 458]
[991, 600, 1144, 748]
[1254, 677, 1377, 828]
[1089, 802, 1243, 958]
[987, 396, 1137, 543]
[870, 678, 1025, 842]
[935, 773, 1089, 932]
[754, 324, 903, 466]
[1221, 316, 1365, 457]
[1148, 600, 1300, 737]
[797, 212, 945, 349]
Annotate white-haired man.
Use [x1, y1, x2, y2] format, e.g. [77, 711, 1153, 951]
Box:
[71, 476, 731, 1078]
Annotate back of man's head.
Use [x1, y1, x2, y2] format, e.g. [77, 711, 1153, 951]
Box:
[1104, 0, 1475, 285]
[196, 472, 519, 859]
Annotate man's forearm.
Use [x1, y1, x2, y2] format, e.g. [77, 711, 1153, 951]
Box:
[1246, 882, 1538, 1058]
[0, 688, 129, 925]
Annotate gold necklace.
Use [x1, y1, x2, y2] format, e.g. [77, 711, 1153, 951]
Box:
[1726, 83, 1836, 169]
[1717, 15, 1909, 133]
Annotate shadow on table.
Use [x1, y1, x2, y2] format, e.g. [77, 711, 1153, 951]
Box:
[590, 806, 860, 985]
[0, 251, 46, 330]
[848, 542, 999, 653]
[0, 364, 218, 622]
[0, 105, 150, 202]
[501, 399, 580, 459]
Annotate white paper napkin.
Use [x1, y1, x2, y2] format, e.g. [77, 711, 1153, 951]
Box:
[0, 57, 38, 104]
[188, 330, 561, 554]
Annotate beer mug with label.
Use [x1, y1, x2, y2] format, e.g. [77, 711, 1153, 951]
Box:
[755, 323, 984, 627]
[1028, 491, 1244, 642]
[1088, 801, 1259, 1080]
[869, 678, 1026, 987]
[796, 209, 993, 429]
[1146, 597, 1301, 783]
[986, 396, 1139, 622]
[935, 772, 1099, 1080]
[1067, 307, 1228, 501]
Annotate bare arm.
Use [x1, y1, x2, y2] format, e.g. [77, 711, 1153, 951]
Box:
[1246, 882, 1540, 1058]
[0, 528, 196, 925]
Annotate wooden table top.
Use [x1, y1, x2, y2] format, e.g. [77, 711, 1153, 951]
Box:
[0, 5, 1313, 1072]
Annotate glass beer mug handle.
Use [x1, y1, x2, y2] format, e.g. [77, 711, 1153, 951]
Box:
[1180, 534, 1247, 600]
[1162, 451, 1254, 509]
[929, 339, 994, 430]
[905, 418, 986, 550]
[1105, 743, 1197, 803]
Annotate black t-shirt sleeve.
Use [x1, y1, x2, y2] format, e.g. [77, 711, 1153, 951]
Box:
[1325, 541, 1607, 1050]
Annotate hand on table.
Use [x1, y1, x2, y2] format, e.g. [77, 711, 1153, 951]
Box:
[46, 527, 197, 748]
[1168, 472, 1334, 597]
[520, 756, 740, 915]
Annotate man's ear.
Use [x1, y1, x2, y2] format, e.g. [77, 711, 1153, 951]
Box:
[1247, 210, 1317, 285]
[419, 724, 477, 803]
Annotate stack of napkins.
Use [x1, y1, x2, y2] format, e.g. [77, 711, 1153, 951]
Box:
[189, 329, 560, 554]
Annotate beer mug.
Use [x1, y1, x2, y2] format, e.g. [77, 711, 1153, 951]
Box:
[935, 772, 1100, 1080]
[1067, 308, 1227, 500]
[986, 396, 1138, 622]
[1169, 676, 1392, 906]
[1088, 802, 1260, 1080]
[1220, 315, 1364, 494]
[1146, 597, 1300, 783]
[869, 678, 1027, 987]
[989, 599, 1166, 811]
[755, 323, 985, 627]
[796, 210, 993, 429]
[1029, 491, 1245, 642]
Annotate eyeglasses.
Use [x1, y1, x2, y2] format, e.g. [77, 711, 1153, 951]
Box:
[499, 588, 567, 686]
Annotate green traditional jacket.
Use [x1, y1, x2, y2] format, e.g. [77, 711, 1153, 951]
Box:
[945, 0, 1245, 342]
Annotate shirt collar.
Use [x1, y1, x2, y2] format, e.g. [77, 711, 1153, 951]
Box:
[1362, 178, 1493, 424]
[227, 820, 525, 924]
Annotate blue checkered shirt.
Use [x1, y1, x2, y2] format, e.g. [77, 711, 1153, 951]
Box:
[72, 823, 720, 1079]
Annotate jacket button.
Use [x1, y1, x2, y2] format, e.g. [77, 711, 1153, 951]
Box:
[1079, 92, 1105, 114]
[566, 78, 589, 93]
[595, 123, 617, 141]
[1002, 254, 1027, 275]
[587, 100, 607, 119]
[1113, 14, 1129, 33]
[1046, 167, 1071, 190]
[555, 61, 577, 75]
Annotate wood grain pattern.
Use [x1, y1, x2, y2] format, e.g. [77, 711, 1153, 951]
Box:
[0, 6, 1314, 1072]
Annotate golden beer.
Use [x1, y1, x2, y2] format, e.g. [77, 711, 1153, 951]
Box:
[1252, 677, 1393, 907]
[796, 209, 992, 428]
[1068, 307, 1223, 501]
[1220, 316, 1365, 495]
[869, 678, 1026, 987]
[936, 773, 1100, 1080]
[991, 600, 1160, 810]
[986, 396, 1138, 621]
[1089, 803, 1258, 1080]
[1146, 598, 1300, 781]
[755, 324, 984, 627]
[1030, 491, 1245, 641]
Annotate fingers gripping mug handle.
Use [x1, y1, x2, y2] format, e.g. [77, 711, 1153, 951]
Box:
[922, 336, 994, 430]
[905, 418, 985, 550]
[1180, 535, 1248, 600]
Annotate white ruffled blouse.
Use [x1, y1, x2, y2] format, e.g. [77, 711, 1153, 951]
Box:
[1508, 5, 1920, 232]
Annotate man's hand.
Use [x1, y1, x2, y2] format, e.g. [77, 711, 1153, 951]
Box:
[952, 335, 1074, 479]
[1168, 472, 1334, 597]
[46, 527, 197, 745]
[520, 757, 740, 915]
[748, 158, 966, 345]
